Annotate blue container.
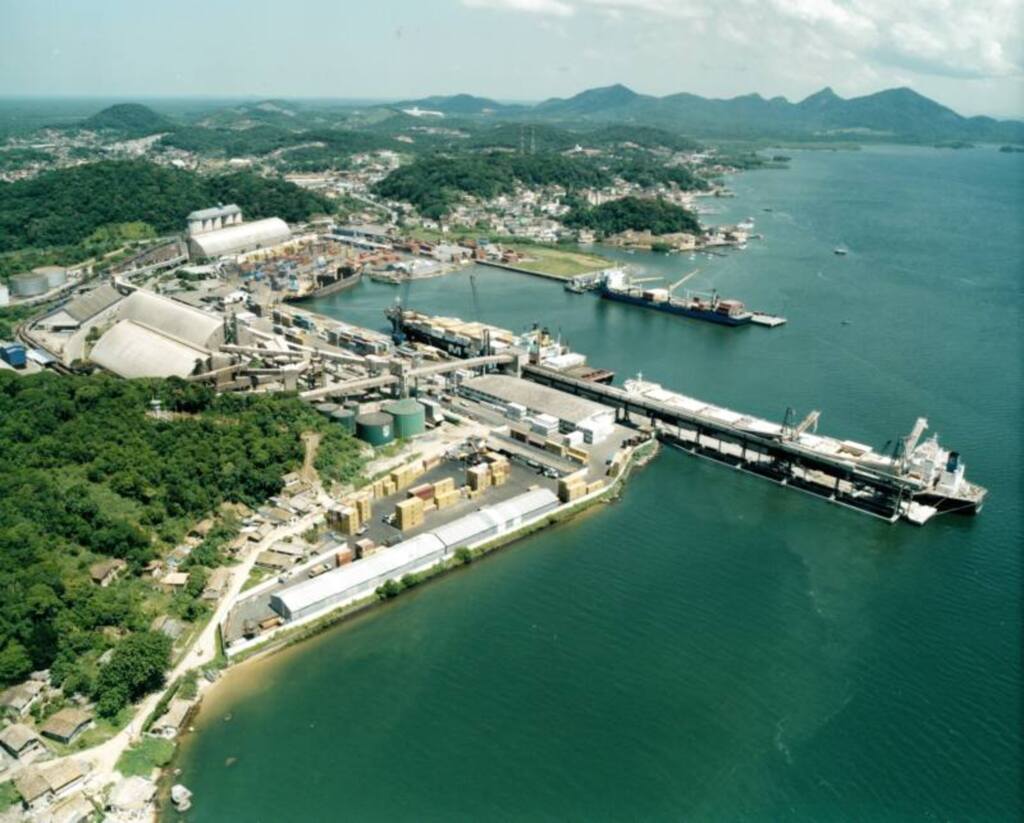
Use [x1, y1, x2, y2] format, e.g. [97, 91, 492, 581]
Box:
[1, 343, 27, 369]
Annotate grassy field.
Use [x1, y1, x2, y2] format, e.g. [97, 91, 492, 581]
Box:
[116, 736, 176, 777]
[505, 244, 611, 278]
[0, 781, 19, 812]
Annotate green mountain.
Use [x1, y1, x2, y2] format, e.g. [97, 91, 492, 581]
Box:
[536, 84, 647, 116]
[520, 85, 1024, 143]
[82, 103, 174, 137]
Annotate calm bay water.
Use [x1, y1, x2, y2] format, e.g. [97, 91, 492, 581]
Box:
[169, 146, 1022, 821]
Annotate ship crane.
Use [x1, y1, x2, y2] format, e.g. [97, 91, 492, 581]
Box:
[630, 276, 663, 285]
[782, 407, 821, 440]
[899, 417, 929, 470]
[668, 269, 700, 294]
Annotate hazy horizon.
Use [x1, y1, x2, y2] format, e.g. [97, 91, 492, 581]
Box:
[2, 0, 1021, 119]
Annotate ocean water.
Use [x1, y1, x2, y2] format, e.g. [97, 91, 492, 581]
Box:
[168, 146, 1022, 821]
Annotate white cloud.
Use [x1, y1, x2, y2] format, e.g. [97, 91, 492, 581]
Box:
[461, 0, 575, 17]
[460, 0, 1023, 80]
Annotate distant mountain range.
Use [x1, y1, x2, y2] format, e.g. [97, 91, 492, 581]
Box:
[393, 84, 1024, 143]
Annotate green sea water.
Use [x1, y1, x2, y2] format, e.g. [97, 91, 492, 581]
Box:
[168, 146, 1022, 821]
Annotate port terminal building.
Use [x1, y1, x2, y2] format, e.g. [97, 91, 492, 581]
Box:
[460, 374, 615, 444]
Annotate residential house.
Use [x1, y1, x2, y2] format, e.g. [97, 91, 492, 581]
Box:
[40, 708, 93, 745]
[151, 699, 193, 738]
[0, 723, 45, 760]
[159, 571, 190, 592]
[89, 558, 127, 587]
[0, 680, 44, 717]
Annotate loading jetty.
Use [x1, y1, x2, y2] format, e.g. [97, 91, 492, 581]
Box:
[384, 307, 984, 526]
[522, 365, 985, 525]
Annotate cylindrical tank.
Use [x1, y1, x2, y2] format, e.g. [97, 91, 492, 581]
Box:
[331, 408, 356, 433]
[34, 266, 67, 289]
[9, 271, 49, 297]
[355, 412, 393, 446]
[315, 402, 339, 416]
[383, 399, 425, 439]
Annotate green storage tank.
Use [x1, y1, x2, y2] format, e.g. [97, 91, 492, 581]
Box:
[355, 412, 394, 446]
[330, 408, 356, 433]
[383, 399, 426, 439]
[316, 402, 339, 416]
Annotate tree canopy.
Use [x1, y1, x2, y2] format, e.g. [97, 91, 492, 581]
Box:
[0, 372, 364, 703]
[0, 160, 331, 257]
[563, 196, 702, 236]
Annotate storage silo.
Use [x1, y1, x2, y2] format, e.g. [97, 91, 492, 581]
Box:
[331, 408, 356, 433]
[34, 266, 67, 289]
[383, 399, 426, 439]
[315, 402, 340, 416]
[9, 271, 50, 297]
[355, 412, 394, 446]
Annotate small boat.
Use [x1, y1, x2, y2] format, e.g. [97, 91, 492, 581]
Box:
[171, 784, 193, 812]
[833, 247, 848, 256]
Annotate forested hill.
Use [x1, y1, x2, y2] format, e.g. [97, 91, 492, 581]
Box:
[0, 372, 363, 712]
[564, 196, 702, 236]
[82, 103, 174, 137]
[0, 160, 331, 254]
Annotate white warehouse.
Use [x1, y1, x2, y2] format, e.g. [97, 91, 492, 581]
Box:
[460, 374, 616, 443]
[270, 488, 559, 621]
[188, 217, 291, 260]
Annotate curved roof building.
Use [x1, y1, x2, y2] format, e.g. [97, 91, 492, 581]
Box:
[90, 320, 209, 379]
[119, 290, 223, 349]
[187, 217, 290, 259]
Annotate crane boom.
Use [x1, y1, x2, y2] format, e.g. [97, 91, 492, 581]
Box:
[668, 269, 700, 293]
[903, 417, 929, 456]
[631, 276, 663, 284]
[793, 410, 820, 437]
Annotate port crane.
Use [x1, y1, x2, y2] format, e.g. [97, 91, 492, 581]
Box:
[898, 417, 929, 470]
[781, 407, 821, 440]
[667, 269, 701, 294]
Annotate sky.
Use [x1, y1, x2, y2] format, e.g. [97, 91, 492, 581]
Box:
[1, 0, 1021, 118]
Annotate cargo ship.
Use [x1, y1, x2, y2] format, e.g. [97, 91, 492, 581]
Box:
[600, 270, 786, 328]
[601, 270, 753, 326]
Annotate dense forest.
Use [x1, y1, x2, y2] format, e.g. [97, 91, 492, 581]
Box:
[158, 125, 403, 160]
[0, 160, 332, 279]
[0, 372, 364, 712]
[563, 196, 702, 236]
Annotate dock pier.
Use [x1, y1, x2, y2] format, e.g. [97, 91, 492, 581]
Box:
[521, 364, 983, 524]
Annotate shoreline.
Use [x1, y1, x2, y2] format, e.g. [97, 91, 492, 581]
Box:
[155, 438, 659, 816]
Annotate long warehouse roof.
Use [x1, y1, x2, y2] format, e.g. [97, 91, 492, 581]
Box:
[274, 533, 445, 616]
[119, 290, 223, 349]
[188, 217, 291, 258]
[90, 319, 208, 379]
[273, 488, 559, 616]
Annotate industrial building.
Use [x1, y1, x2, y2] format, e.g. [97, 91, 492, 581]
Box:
[35, 283, 124, 332]
[461, 374, 616, 443]
[187, 204, 243, 236]
[270, 488, 559, 621]
[89, 290, 225, 378]
[188, 217, 291, 260]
